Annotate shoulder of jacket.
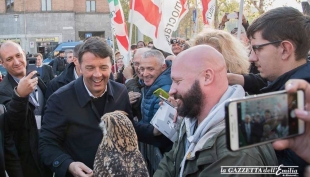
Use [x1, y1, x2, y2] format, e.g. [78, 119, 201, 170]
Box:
[53, 80, 75, 96]
[109, 80, 127, 91]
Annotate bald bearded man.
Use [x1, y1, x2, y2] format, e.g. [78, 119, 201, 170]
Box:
[154, 45, 278, 177]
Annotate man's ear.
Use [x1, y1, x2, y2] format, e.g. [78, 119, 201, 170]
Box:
[203, 69, 214, 85]
[281, 41, 294, 60]
[73, 57, 79, 66]
[161, 63, 167, 71]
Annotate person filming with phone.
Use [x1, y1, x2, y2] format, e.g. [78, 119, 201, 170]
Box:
[0, 41, 52, 177]
[273, 79, 310, 165]
[227, 7, 310, 175]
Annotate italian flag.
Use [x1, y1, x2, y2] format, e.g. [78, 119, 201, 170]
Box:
[108, 0, 129, 63]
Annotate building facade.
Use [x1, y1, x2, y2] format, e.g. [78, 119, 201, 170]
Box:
[0, 0, 112, 55]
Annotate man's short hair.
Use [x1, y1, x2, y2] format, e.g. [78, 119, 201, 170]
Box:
[115, 50, 120, 56]
[73, 43, 82, 58]
[0, 40, 23, 61]
[142, 49, 165, 65]
[34, 53, 43, 59]
[78, 37, 113, 64]
[131, 44, 137, 50]
[247, 7, 310, 60]
[137, 41, 146, 46]
[66, 50, 73, 54]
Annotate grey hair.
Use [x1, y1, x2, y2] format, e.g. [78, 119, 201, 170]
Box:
[133, 47, 150, 59]
[142, 49, 165, 65]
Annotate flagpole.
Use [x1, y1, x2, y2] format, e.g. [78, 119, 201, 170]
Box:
[197, 0, 199, 33]
[195, 0, 199, 35]
[128, 0, 136, 65]
[111, 29, 116, 74]
[237, 0, 244, 40]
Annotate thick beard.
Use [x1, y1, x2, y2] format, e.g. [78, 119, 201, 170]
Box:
[175, 80, 203, 119]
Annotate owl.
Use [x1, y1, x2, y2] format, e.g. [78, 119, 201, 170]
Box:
[93, 111, 149, 177]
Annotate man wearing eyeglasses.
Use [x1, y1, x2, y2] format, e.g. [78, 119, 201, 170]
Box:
[228, 7, 310, 175]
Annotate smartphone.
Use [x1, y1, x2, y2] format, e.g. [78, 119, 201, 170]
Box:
[26, 57, 37, 75]
[153, 88, 169, 100]
[227, 12, 238, 19]
[226, 90, 305, 151]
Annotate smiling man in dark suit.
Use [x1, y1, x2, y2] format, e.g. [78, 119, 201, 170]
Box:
[35, 53, 54, 85]
[0, 41, 52, 177]
[39, 37, 133, 177]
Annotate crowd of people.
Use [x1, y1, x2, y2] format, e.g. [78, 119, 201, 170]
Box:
[0, 6, 309, 177]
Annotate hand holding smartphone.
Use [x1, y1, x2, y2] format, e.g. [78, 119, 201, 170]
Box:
[225, 90, 305, 151]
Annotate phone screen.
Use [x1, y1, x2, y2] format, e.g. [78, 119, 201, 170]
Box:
[236, 92, 299, 148]
[26, 57, 37, 75]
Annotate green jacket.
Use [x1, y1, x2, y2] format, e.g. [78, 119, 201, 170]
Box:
[154, 124, 278, 177]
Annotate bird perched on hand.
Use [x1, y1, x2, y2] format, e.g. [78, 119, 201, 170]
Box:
[93, 111, 149, 177]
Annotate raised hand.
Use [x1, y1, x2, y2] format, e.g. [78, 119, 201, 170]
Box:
[16, 71, 38, 97]
[272, 79, 310, 163]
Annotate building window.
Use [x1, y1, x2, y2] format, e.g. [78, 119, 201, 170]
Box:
[86, 1, 96, 12]
[6, 0, 14, 12]
[42, 0, 51, 11]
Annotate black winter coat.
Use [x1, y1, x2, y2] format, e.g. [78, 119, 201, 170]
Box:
[0, 93, 28, 177]
[46, 62, 76, 99]
[0, 74, 52, 177]
[38, 65, 54, 86]
[39, 77, 133, 177]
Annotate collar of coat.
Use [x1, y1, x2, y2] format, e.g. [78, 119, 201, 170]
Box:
[74, 76, 114, 107]
[261, 61, 310, 93]
[56, 62, 76, 84]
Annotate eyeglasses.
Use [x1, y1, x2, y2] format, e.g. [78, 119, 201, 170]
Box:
[249, 40, 283, 56]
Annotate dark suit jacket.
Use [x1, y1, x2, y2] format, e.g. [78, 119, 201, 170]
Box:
[45, 62, 76, 99]
[38, 65, 54, 86]
[0, 74, 52, 177]
[39, 76, 133, 177]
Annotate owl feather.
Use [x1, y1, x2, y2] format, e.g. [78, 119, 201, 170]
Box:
[93, 111, 149, 177]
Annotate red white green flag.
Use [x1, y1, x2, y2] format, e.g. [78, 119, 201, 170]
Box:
[108, 0, 129, 62]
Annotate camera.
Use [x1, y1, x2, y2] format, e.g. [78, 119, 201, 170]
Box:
[170, 39, 179, 45]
